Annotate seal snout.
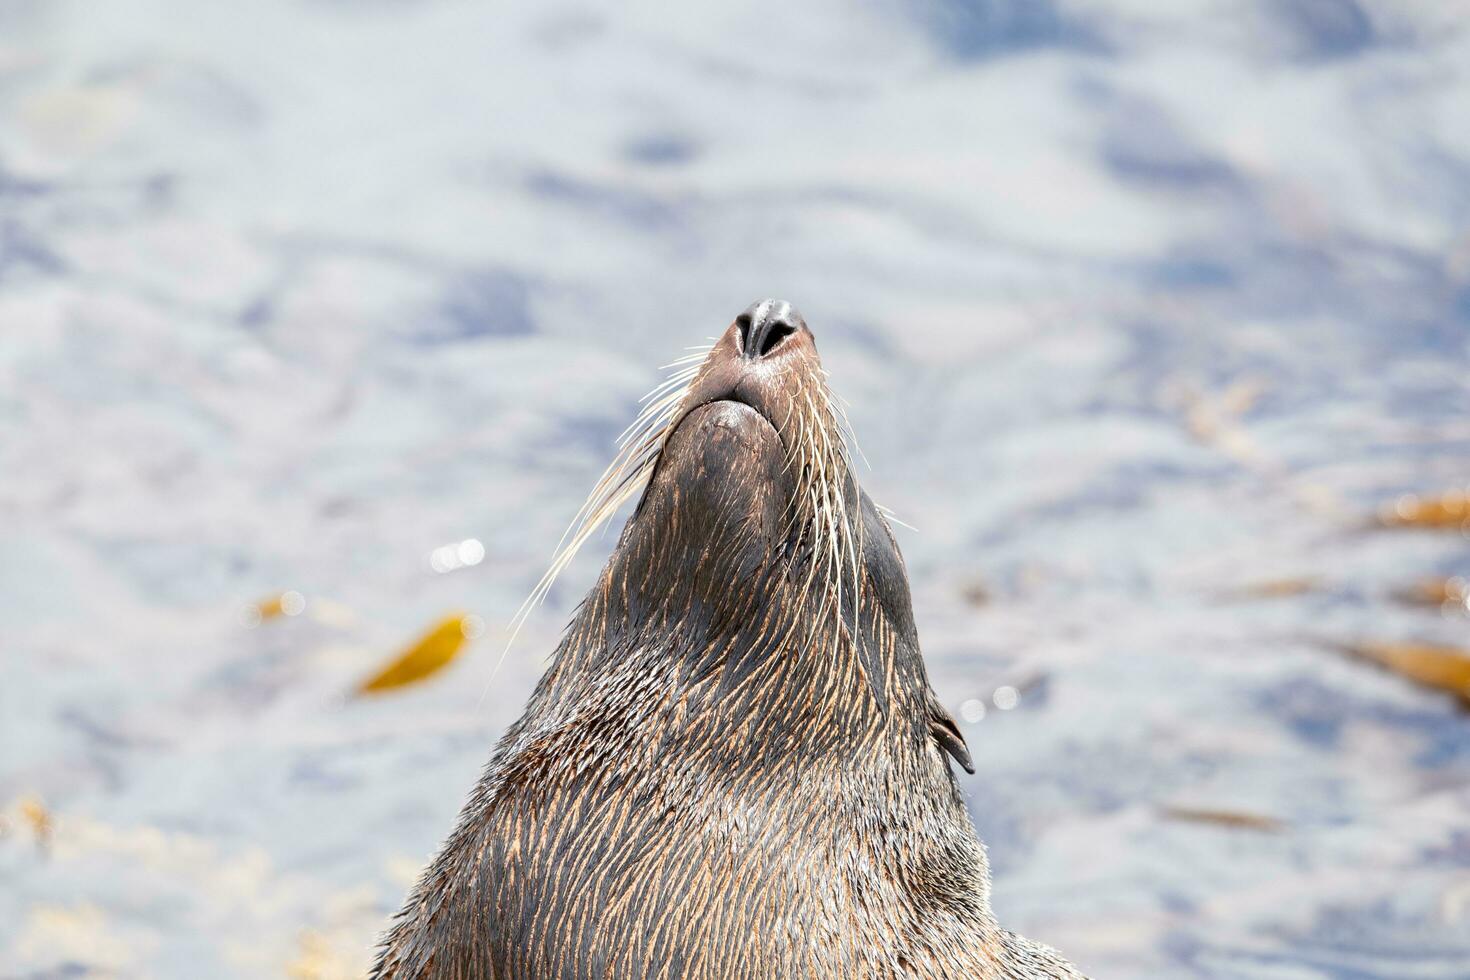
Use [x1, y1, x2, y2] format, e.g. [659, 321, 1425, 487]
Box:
[677, 299, 820, 437]
[735, 299, 807, 361]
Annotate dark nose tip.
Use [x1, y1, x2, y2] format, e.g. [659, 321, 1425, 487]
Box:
[735, 299, 804, 360]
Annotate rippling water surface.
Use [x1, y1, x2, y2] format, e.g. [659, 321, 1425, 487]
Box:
[2, 2, 1469, 977]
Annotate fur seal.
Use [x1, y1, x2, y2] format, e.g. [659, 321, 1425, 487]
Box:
[373, 301, 1086, 979]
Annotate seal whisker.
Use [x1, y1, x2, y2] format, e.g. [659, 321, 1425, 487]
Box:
[875, 503, 917, 533]
[661, 347, 712, 368]
[487, 347, 705, 693]
[631, 348, 704, 398]
[813, 380, 864, 622]
[800, 386, 852, 622]
[618, 390, 687, 448]
[822, 384, 867, 474]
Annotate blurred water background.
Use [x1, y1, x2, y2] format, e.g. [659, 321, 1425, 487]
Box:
[3, 1, 1470, 977]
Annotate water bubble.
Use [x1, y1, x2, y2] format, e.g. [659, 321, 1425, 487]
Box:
[993, 685, 1020, 711]
[1395, 494, 1419, 520]
[430, 539, 485, 573]
[430, 546, 458, 574]
[457, 538, 485, 566]
[959, 699, 986, 724]
[280, 590, 306, 616]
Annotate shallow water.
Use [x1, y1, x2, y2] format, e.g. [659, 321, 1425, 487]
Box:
[2, 1, 1469, 977]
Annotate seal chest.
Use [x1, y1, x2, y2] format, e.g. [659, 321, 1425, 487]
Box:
[373, 301, 1087, 979]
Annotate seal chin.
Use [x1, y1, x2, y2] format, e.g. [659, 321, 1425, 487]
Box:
[635, 398, 793, 558]
[668, 399, 781, 454]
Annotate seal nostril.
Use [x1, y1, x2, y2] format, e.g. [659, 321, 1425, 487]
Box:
[736, 299, 807, 361]
[735, 313, 754, 356]
[759, 321, 796, 357]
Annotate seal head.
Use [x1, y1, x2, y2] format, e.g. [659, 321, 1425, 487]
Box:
[373, 301, 1085, 979]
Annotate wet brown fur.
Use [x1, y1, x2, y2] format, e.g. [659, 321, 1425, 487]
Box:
[373, 304, 1086, 979]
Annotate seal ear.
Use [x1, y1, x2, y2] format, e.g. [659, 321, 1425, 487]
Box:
[928, 696, 974, 775]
